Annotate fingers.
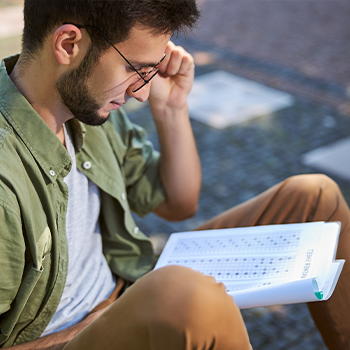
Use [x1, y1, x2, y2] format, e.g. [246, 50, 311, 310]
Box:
[158, 41, 194, 77]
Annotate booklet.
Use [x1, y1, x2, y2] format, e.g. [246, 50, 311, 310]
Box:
[154, 222, 344, 309]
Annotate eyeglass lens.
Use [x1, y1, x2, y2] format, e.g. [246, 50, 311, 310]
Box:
[132, 67, 160, 92]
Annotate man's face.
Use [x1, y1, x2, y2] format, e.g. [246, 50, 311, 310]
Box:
[56, 25, 170, 126]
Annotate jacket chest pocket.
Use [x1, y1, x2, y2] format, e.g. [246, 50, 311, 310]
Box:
[0, 259, 46, 340]
[1, 253, 51, 339]
[18, 252, 52, 325]
[16, 225, 53, 325]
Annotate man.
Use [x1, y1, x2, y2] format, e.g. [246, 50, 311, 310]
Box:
[0, 1, 251, 349]
[0, 1, 349, 349]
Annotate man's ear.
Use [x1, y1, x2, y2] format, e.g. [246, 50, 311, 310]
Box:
[53, 24, 88, 65]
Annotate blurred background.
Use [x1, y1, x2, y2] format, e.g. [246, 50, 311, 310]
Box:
[1, 0, 349, 349]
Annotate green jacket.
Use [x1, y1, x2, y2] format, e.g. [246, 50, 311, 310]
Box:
[0, 55, 165, 347]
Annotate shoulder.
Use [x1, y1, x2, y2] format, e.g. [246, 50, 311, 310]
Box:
[0, 116, 22, 213]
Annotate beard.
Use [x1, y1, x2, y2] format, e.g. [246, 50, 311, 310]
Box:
[56, 46, 107, 126]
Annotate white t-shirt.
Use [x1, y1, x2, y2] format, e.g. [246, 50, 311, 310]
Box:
[42, 124, 116, 336]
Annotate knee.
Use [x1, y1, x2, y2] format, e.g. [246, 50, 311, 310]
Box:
[129, 266, 251, 349]
[132, 265, 226, 316]
[284, 174, 340, 199]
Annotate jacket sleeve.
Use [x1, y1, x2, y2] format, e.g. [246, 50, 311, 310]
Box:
[0, 202, 25, 316]
[104, 109, 166, 217]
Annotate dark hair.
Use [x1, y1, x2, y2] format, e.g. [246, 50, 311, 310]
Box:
[22, 0, 200, 59]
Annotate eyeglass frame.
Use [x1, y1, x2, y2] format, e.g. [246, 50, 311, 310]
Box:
[63, 22, 166, 92]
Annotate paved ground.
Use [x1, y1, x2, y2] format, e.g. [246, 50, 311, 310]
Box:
[189, 0, 350, 115]
[1, 1, 350, 349]
[0, 0, 22, 58]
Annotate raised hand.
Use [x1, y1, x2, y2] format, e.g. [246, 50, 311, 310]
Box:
[148, 41, 195, 116]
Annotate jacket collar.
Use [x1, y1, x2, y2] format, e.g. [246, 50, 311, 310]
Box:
[0, 55, 86, 181]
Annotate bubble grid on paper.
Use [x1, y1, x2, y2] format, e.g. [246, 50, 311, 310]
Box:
[165, 230, 302, 289]
[166, 255, 296, 281]
[171, 230, 301, 256]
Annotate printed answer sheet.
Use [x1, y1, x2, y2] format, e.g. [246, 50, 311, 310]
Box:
[155, 222, 343, 308]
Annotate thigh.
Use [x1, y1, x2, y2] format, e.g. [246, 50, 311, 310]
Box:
[63, 266, 251, 350]
[197, 174, 350, 350]
[196, 174, 350, 231]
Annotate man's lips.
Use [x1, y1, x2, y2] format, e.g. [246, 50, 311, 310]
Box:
[110, 101, 125, 110]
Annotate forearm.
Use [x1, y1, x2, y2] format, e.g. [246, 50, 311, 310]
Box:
[152, 104, 201, 220]
[148, 41, 201, 220]
[7, 323, 85, 350]
[7, 328, 74, 350]
[7, 309, 101, 350]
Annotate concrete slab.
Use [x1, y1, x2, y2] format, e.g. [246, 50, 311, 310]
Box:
[301, 137, 350, 181]
[0, 6, 23, 39]
[187, 70, 294, 129]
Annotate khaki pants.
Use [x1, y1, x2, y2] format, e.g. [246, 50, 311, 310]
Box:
[63, 174, 350, 350]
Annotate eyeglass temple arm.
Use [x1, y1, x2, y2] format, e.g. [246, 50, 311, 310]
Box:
[62, 22, 147, 82]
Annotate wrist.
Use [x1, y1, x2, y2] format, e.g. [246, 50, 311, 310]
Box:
[150, 103, 189, 124]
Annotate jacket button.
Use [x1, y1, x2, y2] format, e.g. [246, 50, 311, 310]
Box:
[83, 161, 92, 170]
[49, 170, 55, 176]
[133, 227, 139, 235]
[121, 193, 126, 200]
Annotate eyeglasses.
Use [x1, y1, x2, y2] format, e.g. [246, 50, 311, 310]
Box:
[63, 22, 166, 92]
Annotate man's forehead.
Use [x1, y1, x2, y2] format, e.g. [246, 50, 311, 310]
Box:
[117, 25, 170, 63]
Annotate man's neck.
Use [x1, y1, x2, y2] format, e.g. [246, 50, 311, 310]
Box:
[9, 54, 73, 145]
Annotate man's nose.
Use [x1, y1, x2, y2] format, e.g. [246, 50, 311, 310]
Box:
[127, 83, 151, 103]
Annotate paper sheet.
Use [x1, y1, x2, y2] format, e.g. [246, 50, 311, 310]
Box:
[155, 222, 343, 308]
